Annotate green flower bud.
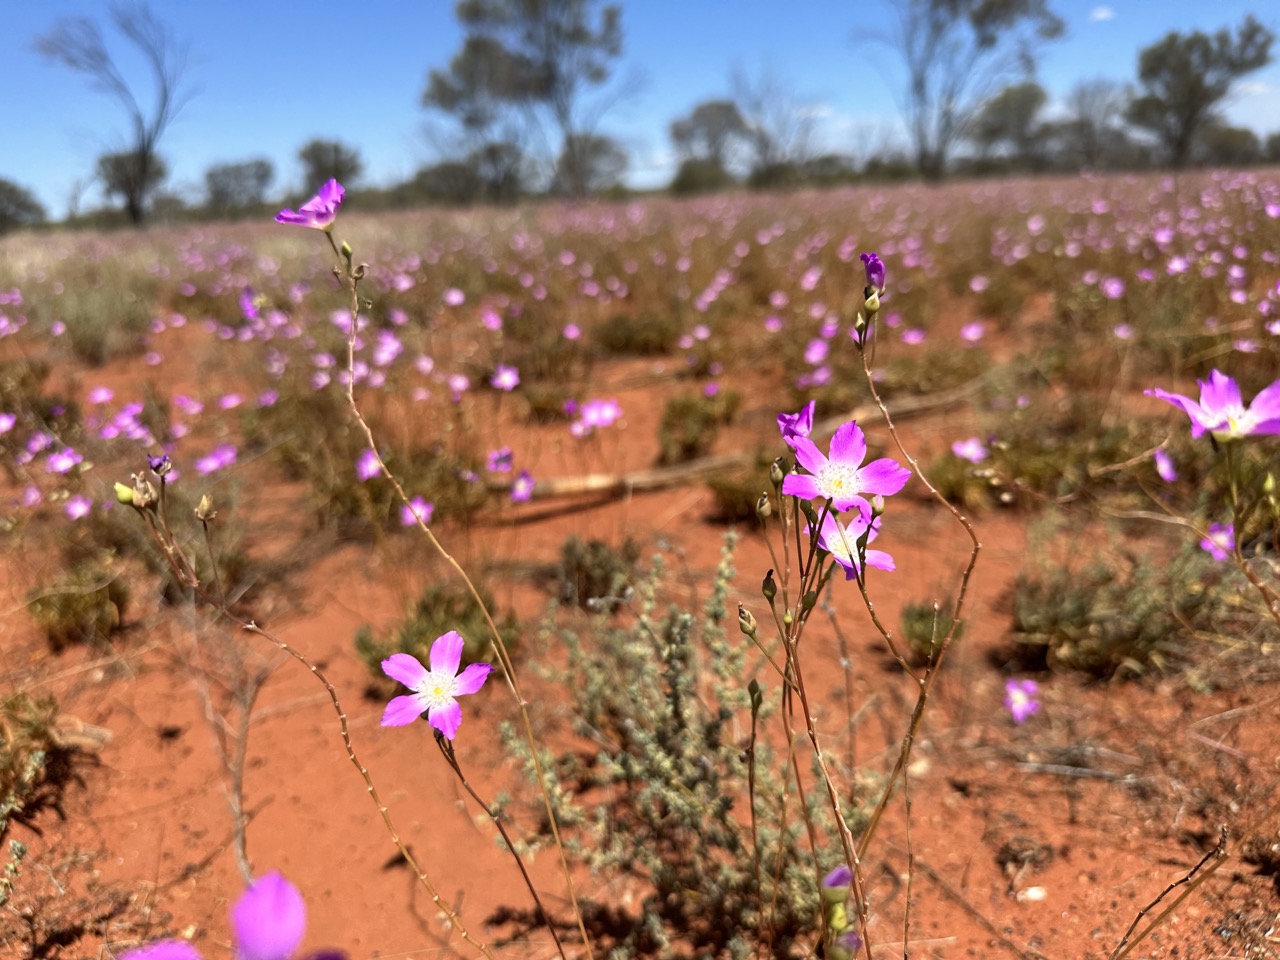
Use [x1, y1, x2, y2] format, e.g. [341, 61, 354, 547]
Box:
[113, 482, 134, 505]
[755, 492, 772, 521]
[770, 457, 787, 489]
[737, 602, 758, 639]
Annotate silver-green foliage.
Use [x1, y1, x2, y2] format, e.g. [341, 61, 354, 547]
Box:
[505, 535, 835, 959]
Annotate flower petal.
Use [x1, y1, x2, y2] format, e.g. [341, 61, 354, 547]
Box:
[121, 942, 203, 960]
[380, 694, 425, 727]
[233, 872, 306, 960]
[454, 662, 494, 696]
[827, 421, 867, 468]
[781, 474, 820, 502]
[429, 631, 464, 675]
[1199, 370, 1241, 413]
[859, 458, 911, 495]
[1145, 388, 1212, 437]
[381, 653, 428, 688]
[865, 548, 895, 571]
[428, 701, 463, 740]
[788, 436, 827, 476]
[1247, 379, 1280, 433]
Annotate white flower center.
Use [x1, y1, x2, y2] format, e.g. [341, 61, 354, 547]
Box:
[415, 671, 459, 709]
[818, 463, 860, 498]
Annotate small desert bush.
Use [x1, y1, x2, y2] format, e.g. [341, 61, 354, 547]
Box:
[704, 453, 778, 523]
[901, 596, 965, 664]
[1009, 520, 1244, 678]
[503, 539, 867, 959]
[29, 269, 157, 366]
[657, 390, 740, 465]
[27, 561, 129, 652]
[595, 310, 680, 356]
[354, 581, 518, 684]
[557, 535, 639, 610]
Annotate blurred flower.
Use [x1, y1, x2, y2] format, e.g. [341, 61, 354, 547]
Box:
[275, 179, 344, 231]
[901, 328, 925, 345]
[815, 511, 895, 578]
[821, 865, 853, 904]
[1153, 449, 1178, 483]
[87, 386, 114, 404]
[951, 437, 988, 463]
[1100, 277, 1126, 299]
[355, 449, 380, 481]
[0, 413, 16, 435]
[490, 364, 520, 391]
[380, 632, 493, 739]
[783, 420, 910, 515]
[1200, 522, 1234, 562]
[195, 444, 238, 476]
[960, 321, 985, 343]
[562, 322, 581, 340]
[64, 495, 92, 520]
[487, 447, 514, 472]
[1003, 679, 1040, 724]
[968, 275, 990, 294]
[511, 469, 536, 503]
[399, 496, 434, 527]
[443, 287, 465, 307]
[1146, 370, 1280, 440]
[45, 448, 83, 474]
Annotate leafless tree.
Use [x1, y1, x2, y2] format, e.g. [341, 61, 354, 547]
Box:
[731, 64, 818, 178]
[881, 0, 1063, 180]
[35, 2, 194, 225]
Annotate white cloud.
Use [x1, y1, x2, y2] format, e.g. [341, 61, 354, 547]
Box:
[1236, 80, 1270, 98]
[1089, 6, 1116, 22]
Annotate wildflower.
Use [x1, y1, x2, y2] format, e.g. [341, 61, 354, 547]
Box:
[399, 496, 434, 527]
[815, 511, 895, 578]
[380, 632, 493, 739]
[0, 412, 15, 434]
[1200, 522, 1234, 561]
[122, 871, 326, 960]
[511, 469, 536, 503]
[355, 449, 381, 481]
[45, 448, 83, 474]
[1003, 678, 1040, 724]
[275, 179, 344, 231]
[829, 930, 863, 960]
[783, 420, 910, 515]
[195, 444, 238, 476]
[777, 401, 815, 446]
[1154, 448, 1178, 482]
[490, 364, 520, 391]
[1146, 370, 1280, 440]
[951, 437, 988, 463]
[487, 447, 514, 472]
[960, 321, 985, 343]
[821, 865, 853, 904]
[64, 495, 92, 520]
[87, 386, 114, 404]
[1100, 277, 1126, 299]
[860, 252, 885, 292]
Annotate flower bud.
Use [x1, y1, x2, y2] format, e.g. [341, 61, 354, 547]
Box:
[131, 473, 157, 510]
[863, 289, 881, 315]
[148, 454, 172, 478]
[801, 591, 817, 611]
[821, 865, 853, 904]
[195, 494, 217, 522]
[762, 569, 777, 602]
[755, 492, 772, 521]
[769, 457, 787, 489]
[113, 482, 134, 505]
[737, 602, 758, 639]
[747, 678, 763, 713]
[828, 929, 863, 960]
[341, 241, 354, 262]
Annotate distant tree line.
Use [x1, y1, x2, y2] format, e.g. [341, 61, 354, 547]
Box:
[4, 0, 1278, 231]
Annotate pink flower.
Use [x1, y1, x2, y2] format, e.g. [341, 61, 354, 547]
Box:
[1146, 370, 1280, 440]
[777, 401, 815, 447]
[490, 364, 520, 391]
[380, 632, 493, 739]
[1200, 522, 1234, 562]
[951, 437, 988, 463]
[511, 469, 535, 503]
[815, 511, 895, 578]
[275, 180, 344, 231]
[1003, 679, 1039, 724]
[64, 495, 92, 520]
[1154, 449, 1178, 482]
[355, 449, 381, 481]
[783, 420, 910, 515]
[399, 497, 434, 527]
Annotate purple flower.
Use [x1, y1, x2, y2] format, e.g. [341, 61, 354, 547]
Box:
[87, 386, 114, 404]
[1003, 679, 1039, 724]
[399, 496, 434, 527]
[122, 871, 328, 960]
[1153, 449, 1178, 483]
[1146, 370, 1280, 440]
[355, 449, 380, 481]
[777, 401, 815, 447]
[45, 448, 83, 474]
[783, 420, 911, 515]
[860, 252, 885, 292]
[490, 364, 520, 391]
[64, 495, 92, 520]
[511, 469, 536, 503]
[821, 864, 853, 903]
[960, 321, 986, 343]
[951, 437, 988, 463]
[275, 180, 344, 231]
[1200, 522, 1234, 561]
[1100, 277, 1126, 300]
[380, 632, 494, 739]
[0, 412, 15, 434]
[487, 447, 514, 473]
[815, 511, 895, 578]
[195, 444, 238, 476]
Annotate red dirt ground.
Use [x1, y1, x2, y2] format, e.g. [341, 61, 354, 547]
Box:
[3, 310, 1279, 960]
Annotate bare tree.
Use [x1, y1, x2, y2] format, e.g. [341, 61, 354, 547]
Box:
[35, 2, 193, 225]
[881, 0, 1063, 180]
[731, 64, 818, 180]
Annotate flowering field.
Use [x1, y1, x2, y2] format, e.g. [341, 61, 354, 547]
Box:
[2, 171, 1280, 959]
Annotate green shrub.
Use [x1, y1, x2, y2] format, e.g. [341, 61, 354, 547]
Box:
[502, 538, 866, 959]
[657, 390, 740, 465]
[901, 597, 965, 664]
[595, 310, 680, 356]
[27, 562, 128, 652]
[557, 536, 640, 611]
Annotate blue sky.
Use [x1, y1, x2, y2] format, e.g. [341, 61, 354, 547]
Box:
[6, 1, 1280, 217]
